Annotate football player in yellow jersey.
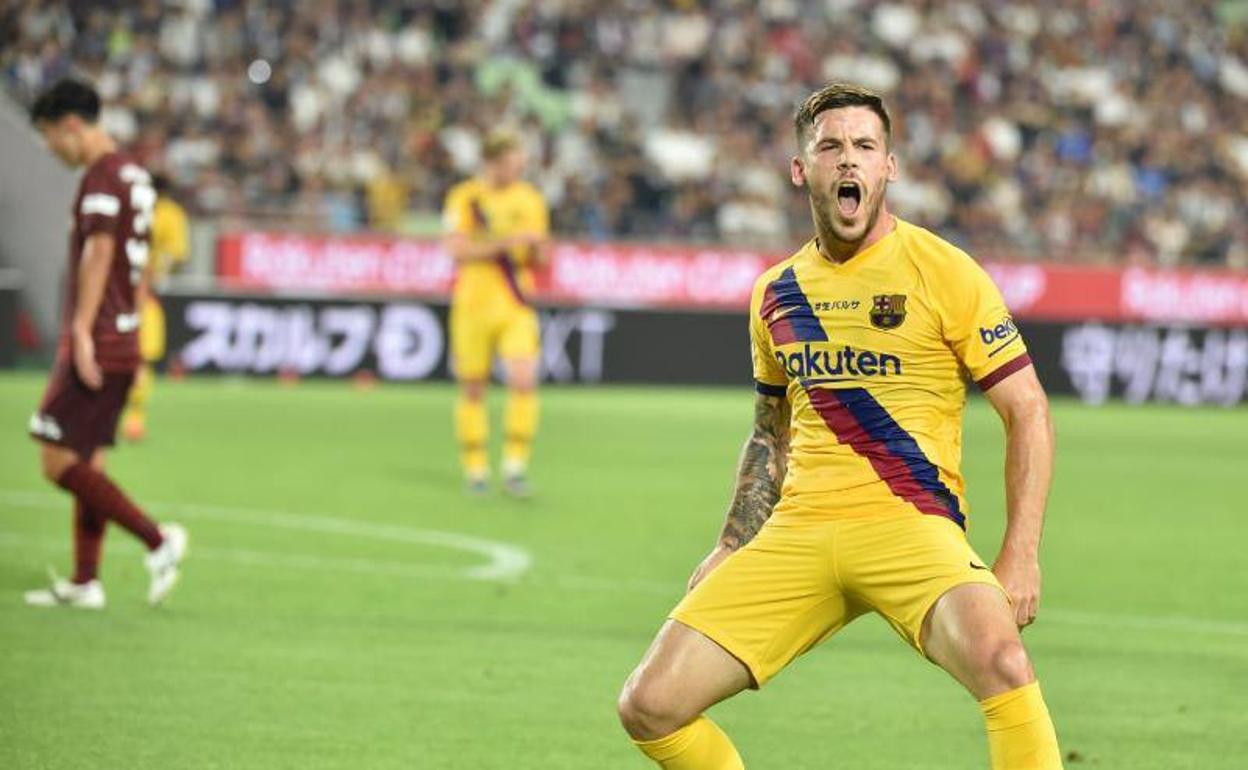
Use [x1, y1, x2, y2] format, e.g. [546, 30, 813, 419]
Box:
[618, 84, 1063, 769]
[442, 131, 549, 496]
[121, 175, 188, 442]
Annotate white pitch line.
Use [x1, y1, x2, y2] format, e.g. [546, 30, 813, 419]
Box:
[4, 490, 1247, 641]
[0, 531, 484, 582]
[0, 489, 531, 583]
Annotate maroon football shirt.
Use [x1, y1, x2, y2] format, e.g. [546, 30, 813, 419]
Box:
[58, 152, 154, 373]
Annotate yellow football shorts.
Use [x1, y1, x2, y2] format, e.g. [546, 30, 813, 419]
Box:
[449, 298, 540, 381]
[139, 295, 166, 362]
[670, 513, 1005, 687]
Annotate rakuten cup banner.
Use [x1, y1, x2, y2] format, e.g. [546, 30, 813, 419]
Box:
[219, 231, 1248, 325]
[217, 232, 772, 311]
[205, 233, 1248, 404]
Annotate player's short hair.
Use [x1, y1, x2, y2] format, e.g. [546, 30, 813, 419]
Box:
[794, 83, 892, 149]
[30, 78, 101, 124]
[482, 130, 520, 161]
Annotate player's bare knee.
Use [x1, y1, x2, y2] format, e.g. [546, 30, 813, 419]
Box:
[459, 380, 486, 401]
[39, 447, 72, 483]
[504, 362, 537, 393]
[508, 380, 536, 395]
[986, 639, 1034, 690]
[617, 675, 685, 740]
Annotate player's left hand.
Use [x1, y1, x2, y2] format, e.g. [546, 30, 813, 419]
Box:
[513, 233, 550, 265]
[73, 332, 104, 391]
[687, 544, 734, 593]
[992, 550, 1041, 629]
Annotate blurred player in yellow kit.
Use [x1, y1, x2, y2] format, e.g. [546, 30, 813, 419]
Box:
[617, 84, 1063, 769]
[121, 175, 188, 442]
[442, 131, 549, 496]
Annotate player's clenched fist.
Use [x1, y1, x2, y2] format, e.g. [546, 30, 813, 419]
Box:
[993, 550, 1042, 628]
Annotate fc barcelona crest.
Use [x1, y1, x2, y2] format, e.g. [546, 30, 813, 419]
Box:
[870, 294, 907, 329]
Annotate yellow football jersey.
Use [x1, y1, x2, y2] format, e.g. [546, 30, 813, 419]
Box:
[751, 218, 1031, 529]
[442, 178, 549, 305]
[149, 196, 189, 283]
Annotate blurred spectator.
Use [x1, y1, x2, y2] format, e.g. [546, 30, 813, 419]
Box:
[2, 0, 1246, 267]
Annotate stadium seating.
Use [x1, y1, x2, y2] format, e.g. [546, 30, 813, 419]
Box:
[3, 1, 1245, 267]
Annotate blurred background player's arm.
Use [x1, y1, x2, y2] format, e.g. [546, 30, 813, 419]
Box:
[442, 186, 532, 264]
[71, 232, 116, 390]
[445, 231, 542, 263]
[983, 365, 1054, 629]
[686, 392, 791, 591]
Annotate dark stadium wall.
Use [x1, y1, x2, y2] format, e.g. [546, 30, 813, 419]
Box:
[0, 276, 17, 368]
[0, 93, 79, 342]
[162, 291, 1248, 406]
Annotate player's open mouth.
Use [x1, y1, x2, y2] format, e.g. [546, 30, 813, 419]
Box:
[837, 182, 862, 217]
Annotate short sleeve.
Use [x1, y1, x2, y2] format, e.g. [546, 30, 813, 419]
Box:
[940, 254, 1031, 391]
[78, 165, 123, 238]
[750, 277, 788, 396]
[441, 184, 474, 236]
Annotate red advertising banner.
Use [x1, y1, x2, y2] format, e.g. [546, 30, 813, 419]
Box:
[217, 232, 1248, 324]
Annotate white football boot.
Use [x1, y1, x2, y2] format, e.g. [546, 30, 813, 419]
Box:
[24, 570, 106, 610]
[501, 459, 533, 499]
[145, 523, 188, 606]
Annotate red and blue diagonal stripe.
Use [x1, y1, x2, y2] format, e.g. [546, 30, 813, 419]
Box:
[469, 198, 491, 230]
[806, 386, 965, 528]
[494, 254, 528, 305]
[470, 198, 528, 305]
[760, 267, 827, 345]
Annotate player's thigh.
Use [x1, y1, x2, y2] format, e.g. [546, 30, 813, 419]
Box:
[620, 617, 752, 734]
[669, 520, 858, 688]
[840, 514, 1004, 655]
[449, 302, 497, 384]
[501, 355, 537, 393]
[38, 442, 78, 482]
[497, 306, 539, 385]
[922, 583, 1033, 699]
[31, 365, 131, 466]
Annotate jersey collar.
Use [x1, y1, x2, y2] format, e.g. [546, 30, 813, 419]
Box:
[808, 217, 904, 274]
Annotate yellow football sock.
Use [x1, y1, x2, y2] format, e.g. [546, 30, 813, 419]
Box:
[455, 396, 488, 478]
[633, 716, 744, 770]
[502, 389, 538, 473]
[122, 363, 154, 430]
[980, 681, 1064, 770]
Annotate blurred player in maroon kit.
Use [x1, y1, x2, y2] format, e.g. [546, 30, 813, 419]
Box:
[24, 78, 187, 609]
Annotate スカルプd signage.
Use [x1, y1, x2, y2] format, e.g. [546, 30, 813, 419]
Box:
[164, 290, 1247, 405]
[165, 291, 624, 384]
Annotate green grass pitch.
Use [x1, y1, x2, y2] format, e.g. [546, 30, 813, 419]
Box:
[1, 372, 1245, 768]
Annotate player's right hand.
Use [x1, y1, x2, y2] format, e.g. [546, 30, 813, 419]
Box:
[73, 333, 104, 390]
[687, 544, 734, 593]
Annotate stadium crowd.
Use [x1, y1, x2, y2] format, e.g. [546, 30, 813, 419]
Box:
[3, 0, 1247, 267]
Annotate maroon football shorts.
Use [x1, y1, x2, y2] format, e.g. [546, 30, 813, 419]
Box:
[29, 360, 135, 459]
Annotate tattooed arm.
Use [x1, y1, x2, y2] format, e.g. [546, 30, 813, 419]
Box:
[687, 392, 791, 591]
